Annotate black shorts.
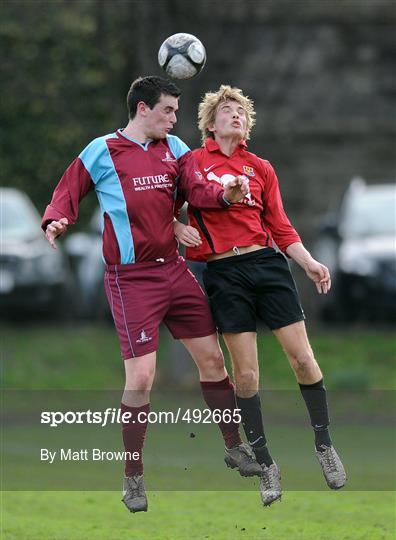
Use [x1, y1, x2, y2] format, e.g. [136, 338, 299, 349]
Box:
[202, 248, 305, 333]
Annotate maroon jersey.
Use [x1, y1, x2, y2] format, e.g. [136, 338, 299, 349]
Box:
[42, 131, 227, 264]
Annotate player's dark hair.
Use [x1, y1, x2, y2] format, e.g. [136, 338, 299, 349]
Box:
[127, 76, 181, 119]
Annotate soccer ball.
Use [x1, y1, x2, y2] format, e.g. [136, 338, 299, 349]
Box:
[158, 33, 206, 80]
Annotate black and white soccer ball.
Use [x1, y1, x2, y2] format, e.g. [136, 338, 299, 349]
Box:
[158, 33, 206, 80]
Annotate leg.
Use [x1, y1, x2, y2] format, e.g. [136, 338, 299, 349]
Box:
[272, 320, 322, 384]
[273, 321, 330, 445]
[181, 334, 240, 447]
[164, 260, 259, 474]
[223, 332, 274, 466]
[123, 351, 156, 406]
[223, 332, 259, 397]
[223, 332, 281, 506]
[181, 333, 226, 382]
[273, 321, 346, 489]
[121, 352, 156, 513]
[181, 334, 260, 477]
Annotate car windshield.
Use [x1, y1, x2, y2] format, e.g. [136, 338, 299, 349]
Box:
[341, 187, 396, 238]
[1, 191, 41, 240]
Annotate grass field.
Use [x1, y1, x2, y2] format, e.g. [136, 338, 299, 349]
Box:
[2, 323, 396, 390]
[1, 323, 395, 539]
[1, 490, 394, 540]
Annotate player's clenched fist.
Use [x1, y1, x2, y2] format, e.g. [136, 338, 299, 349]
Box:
[45, 217, 68, 249]
[223, 175, 249, 203]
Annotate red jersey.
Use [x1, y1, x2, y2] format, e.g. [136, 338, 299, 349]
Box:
[182, 138, 301, 262]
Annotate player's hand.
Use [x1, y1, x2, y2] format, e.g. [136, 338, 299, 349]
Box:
[45, 218, 68, 249]
[304, 258, 331, 294]
[174, 221, 202, 248]
[223, 175, 249, 203]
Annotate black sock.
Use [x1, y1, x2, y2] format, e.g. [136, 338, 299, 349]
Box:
[299, 379, 332, 451]
[236, 393, 273, 467]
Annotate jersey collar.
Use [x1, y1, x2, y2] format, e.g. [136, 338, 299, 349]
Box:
[117, 128, 154, 150]
[204, 137, 247, 155]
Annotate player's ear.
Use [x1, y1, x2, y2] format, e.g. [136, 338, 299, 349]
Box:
[137, 101, 148, 116]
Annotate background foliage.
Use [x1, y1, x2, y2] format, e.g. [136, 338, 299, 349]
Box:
[1, 0, 395, 237]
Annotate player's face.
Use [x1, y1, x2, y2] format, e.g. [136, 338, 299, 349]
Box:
[210, 100, 247, 141]
[144, 94, 179, 139]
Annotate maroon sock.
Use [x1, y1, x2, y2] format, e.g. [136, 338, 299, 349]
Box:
[120, 402, 150, 477]
[200, 375, 242, 448]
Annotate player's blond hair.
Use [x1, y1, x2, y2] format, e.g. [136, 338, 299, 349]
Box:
[198, 85, 256, 144]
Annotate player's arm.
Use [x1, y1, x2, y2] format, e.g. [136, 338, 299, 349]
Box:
[45, 218, 69, 249]
[177, 148, 248, 207]
[172, 192, 202, 247]
[286, 242, 331, 294]
[260, 160, 301, 252]
[262, 161, 330, 294]
[42, 157, 94, 249]
[174, 219, 202, 247]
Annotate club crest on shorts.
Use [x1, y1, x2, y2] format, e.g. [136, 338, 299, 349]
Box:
[136, 330, 152, 343]
[243, 165, 255, 177]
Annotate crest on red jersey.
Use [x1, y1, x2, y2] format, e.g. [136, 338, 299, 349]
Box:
[243, 166, 255, 177]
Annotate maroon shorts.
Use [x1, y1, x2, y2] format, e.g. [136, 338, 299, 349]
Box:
[104, 255, 216, 359]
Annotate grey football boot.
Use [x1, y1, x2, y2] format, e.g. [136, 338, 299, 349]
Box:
[259, 462, 282, 506]
[122, 474, 148, 512]
[315, 444, 346, 489]
[224, 442, 262, 477]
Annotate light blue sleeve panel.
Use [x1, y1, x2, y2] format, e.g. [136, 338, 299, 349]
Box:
[79, 134, 135, 264]
[166, 135, 190, 160]
[79, 134, 117, 184]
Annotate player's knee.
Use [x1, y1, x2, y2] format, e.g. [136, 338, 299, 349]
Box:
[235, 368, 259, 392]
[290, 349, 315, 373]
[211, 348, 225, 369]
[199, 348, 225, 377]
[127, 368, 155, 391]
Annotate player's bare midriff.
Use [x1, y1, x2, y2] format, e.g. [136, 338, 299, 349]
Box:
[207, 245, 268, 261]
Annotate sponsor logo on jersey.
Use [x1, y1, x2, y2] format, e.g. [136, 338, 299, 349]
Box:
[207, 171, 234, 186]
[136, 330, 152, 344]
[206, 170, 256, 206]
[243, 165, 255, 177]
[162, 151, 176, 162]
[244, 193, 255, 206]
[131, 173, 170, 186]
[203, 164, 216, 172]
[130, 173, 173, 191]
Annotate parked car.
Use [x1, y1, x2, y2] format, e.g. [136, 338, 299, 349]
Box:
[65, 209, 108, 319]
[0, 188, 74, 316]
[313, 178, 396, 321]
